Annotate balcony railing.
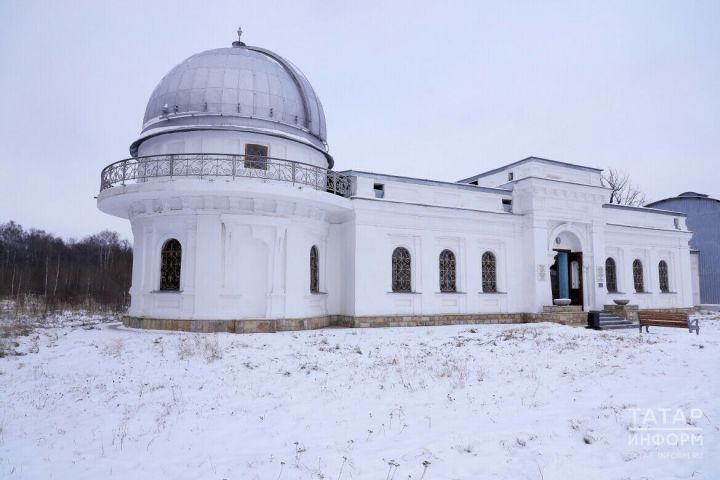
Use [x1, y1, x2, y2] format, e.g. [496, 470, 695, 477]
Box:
[100, 153, 352, 198]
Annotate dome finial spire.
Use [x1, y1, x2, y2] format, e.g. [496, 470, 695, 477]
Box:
[232, 26, 246, 47]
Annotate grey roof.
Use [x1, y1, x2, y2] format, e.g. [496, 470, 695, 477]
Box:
[647, 192, 720, 207]
[602, 203, 687, 217]
[457, 156, 604, 184]
[132, 41, 329, 162]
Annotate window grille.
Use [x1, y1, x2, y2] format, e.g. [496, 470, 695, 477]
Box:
[391, 247, 412, 292]
[160, 239, 181, 291]
[310, 246, 319, 293]
[439, 249, 457, 293]
[659, 260, 669, 293]
[244, 144, 268, 170]
[481, 251, 497, 292]
[633, 259, 644, 293]
[605, 258, 618, 292]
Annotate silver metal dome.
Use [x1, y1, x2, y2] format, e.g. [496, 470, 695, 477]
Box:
[131, 36, 331, 165]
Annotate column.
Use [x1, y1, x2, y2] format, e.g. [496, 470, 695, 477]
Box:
[558, 251, 569, 299]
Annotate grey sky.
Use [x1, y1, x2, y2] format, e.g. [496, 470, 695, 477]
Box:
[1, 0, 718, 240]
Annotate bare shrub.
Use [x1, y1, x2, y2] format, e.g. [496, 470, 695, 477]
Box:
[176, 335, 223, 362]
[177, 337, 194, 360]
[435, 358, 469, 389]
[103, 338, 125, 358]
[198, 336, 223, 362]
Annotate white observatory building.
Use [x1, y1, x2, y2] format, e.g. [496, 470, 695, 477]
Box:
[98, 30, 696, 332]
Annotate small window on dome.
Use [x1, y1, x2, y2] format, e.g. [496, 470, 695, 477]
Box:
[244, 144, 268, 170]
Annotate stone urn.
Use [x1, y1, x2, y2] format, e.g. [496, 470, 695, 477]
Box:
[553, 298, 572, 306]
[613, 299, 630, 306]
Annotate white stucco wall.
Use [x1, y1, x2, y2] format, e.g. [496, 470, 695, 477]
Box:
[463, 158, 604, 189]
[137, 130, 328, 168]
[100, 148, 695, 321]
[690, 252, 701, 306]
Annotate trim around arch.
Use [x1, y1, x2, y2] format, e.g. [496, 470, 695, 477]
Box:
[547, 223, 587, 253]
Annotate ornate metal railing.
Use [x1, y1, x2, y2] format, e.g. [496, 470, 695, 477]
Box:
[99, 153, 352, 197]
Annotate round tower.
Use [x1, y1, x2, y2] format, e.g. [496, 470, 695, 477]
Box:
[97, 30, 351, 330]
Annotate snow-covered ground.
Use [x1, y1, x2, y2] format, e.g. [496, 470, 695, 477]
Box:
[1, 313, 719, 479]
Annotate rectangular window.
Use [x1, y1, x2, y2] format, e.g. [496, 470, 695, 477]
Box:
[507, 171, 514, 181]
[244, 144, 269, 170]
[373, 183, 385, 198]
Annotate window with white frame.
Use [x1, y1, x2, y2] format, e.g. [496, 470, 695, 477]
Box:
[160, 239, 182, 291]
[244, 143, 268, 170]
[391, 247, 412, 292]
[659, 260, 670, 293]
[310, 246, 319, 293]
[633, 259, 644, 293]
[481, 251, 497, 292]
[605, 257, 618, 293]
[439, 249, 457, 293]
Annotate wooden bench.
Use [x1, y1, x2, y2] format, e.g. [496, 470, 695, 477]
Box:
[638, 311, 699, 335]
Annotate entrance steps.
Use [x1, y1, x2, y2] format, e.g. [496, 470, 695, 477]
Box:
[596, 311, 638, 330]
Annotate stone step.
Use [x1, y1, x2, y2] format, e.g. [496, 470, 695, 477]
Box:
[595, 310, 639, 330]
[599, 319, 630, 326]
[599, 323, 640, 330]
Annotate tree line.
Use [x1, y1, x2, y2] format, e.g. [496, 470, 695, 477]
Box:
[0, 221, 132, 313]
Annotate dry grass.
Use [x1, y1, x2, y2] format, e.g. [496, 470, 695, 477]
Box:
[176, 335, 224, 362]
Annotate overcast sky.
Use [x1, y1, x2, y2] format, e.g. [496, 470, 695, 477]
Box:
[1, 0, 718, 240]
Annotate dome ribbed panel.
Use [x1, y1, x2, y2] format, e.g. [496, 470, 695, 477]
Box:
[142, 47, 326, 143]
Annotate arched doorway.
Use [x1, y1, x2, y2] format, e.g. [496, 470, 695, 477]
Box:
[549, 230, 584, 308]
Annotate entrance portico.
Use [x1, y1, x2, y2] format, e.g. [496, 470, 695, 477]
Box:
[548, 228, 586, 308]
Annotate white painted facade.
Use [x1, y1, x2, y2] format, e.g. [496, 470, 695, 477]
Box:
[97, 38, 695, 323]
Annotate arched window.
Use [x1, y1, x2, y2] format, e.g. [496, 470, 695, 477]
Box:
[659, 260, 669, 293]
[310, 246, 319, 293]
[439, 249, 457, 293]
[605, 258, 617, 293]
[481, 251, 497, 293]
[160, 239, 181, 291]
[633, 259, 644, 293]
[391, 247, 412, 292]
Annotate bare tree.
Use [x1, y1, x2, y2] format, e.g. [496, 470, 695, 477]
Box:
[0, 222, 132, 312]
[601, 168, 647, 206]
